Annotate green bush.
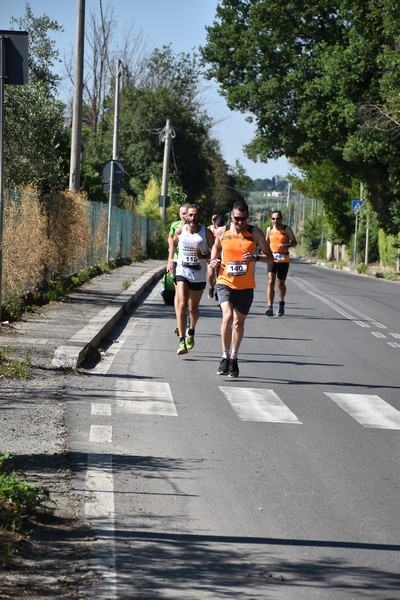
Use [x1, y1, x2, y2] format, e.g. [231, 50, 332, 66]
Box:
[378, 229, 400, 267]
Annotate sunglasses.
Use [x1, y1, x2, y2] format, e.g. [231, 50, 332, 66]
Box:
[232, 216, 248, 222]
[271, 216, 281, 220]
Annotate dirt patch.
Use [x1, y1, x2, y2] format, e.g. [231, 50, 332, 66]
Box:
[0, 364, 98, 598]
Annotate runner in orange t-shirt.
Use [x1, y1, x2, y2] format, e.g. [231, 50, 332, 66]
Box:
[209, 201, 273, 378]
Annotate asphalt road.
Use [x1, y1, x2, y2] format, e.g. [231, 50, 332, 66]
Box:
[65, 260, 400, 599]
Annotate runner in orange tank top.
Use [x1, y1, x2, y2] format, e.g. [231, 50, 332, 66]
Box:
[209, 200, 273, 378]
[265, 209, 297, 317]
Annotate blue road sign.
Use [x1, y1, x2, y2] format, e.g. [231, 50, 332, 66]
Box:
[351, 200, 364, 213]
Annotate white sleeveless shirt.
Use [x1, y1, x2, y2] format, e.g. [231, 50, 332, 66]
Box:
[176, 224, 208, 282]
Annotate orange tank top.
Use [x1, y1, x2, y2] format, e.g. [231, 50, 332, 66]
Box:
[217, 226, 257, 289]
[268, 225, 289, 263]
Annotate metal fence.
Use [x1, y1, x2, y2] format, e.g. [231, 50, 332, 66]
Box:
[2, 189, 159, 304]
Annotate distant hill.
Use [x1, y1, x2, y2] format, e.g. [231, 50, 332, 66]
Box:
[252, 176, 288, 192]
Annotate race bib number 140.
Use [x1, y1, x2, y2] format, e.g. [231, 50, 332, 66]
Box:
[226, 261, 247, 276]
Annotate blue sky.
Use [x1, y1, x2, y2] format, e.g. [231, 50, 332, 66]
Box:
[2, 0, 290, 180]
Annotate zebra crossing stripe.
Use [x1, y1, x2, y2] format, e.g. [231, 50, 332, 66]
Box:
[115, 380, 177, 416]
[325, 393, 400, 429]
[219, 387, 302, 423]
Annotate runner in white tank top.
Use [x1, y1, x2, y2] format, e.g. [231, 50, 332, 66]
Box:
[167, 204, 215, 355]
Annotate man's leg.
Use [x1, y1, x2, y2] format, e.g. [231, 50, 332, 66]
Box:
[172, 262, 179, 334]
[185, 289, 203, 350]
[188, 289, 203, 332]
[276, 264, 289, 316]
[220, 301, 233, 352]
[176, 281, 189, 338]
[267, 271, 276, 306]
[207, 264, 215, 298]
[217, 301, 233, 375]
[231, 309, 246, 354]
[227, 308, 246, 378]
[265, 271, 276, 315]
[277, 277, 287, 303]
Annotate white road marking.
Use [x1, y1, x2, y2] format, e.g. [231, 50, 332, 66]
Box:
[293, 278, 387, 329]
[354, 320, 370, 328]
[389, 333, 400, 338]
[92, 403, 112, 416]
[84, 287, 161, 598]
[89, 424, 113, 443]
[220, 387, 302, 423]
[371, 332, 386, 338]
[325, 393, 400, 429]
[387, 342, 400, 348]
[115, 380, 177, 416]
[85, 454, 117, 599]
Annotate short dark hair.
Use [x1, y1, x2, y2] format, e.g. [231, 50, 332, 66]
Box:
[232, 200, 249, 214]
[271, 209, 282, 218]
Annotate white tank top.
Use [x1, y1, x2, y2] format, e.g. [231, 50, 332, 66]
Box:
[176, 225, 208, 282]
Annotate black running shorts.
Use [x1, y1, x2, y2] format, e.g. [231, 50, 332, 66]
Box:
[175, 276, 206, 291]
[216, 284, 254, 315]
[267, 261, 290, 280]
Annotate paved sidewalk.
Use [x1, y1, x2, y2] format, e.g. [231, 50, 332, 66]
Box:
[0, 259, 165, 370]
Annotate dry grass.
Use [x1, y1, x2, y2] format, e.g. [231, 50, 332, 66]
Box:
[47, 190, 91, 277]
[2, 187, 154, 316]
[3, 188, 49, 305]
[2, 189, 93, 310]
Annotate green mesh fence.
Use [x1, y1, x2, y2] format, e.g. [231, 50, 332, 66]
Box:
[2, 189, 159, 301]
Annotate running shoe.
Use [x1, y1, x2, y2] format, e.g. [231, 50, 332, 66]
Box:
[217, 357, 230, 375]
[277, 302, 285, 317]
[264, 306, 273, 316]
[228, 358, 239, 378]
[185, 334, 195, 350]
[177, 340, 188, 355]
[208, 288, 214, 299]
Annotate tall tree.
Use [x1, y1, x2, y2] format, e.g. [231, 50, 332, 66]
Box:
[4, 4, 68, 191]
[115, 46, 232, 216]
[201, 0, 400, 235]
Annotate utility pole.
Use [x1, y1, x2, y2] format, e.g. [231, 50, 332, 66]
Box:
[286, 182, 291, 224]
[160, 119, 173, 223]
[69, 0, 85, 192]
[361, 183, 369, 266]
[106, 59, 122, 263]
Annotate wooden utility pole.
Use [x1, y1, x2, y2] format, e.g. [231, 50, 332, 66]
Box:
[160, 119, 173, 223]
[106, 60, 123, 263]
[69, 0, 85, 192]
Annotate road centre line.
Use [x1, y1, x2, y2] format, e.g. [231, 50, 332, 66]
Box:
[293, 277, 387, 329]
[293, 278, 366, 322]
